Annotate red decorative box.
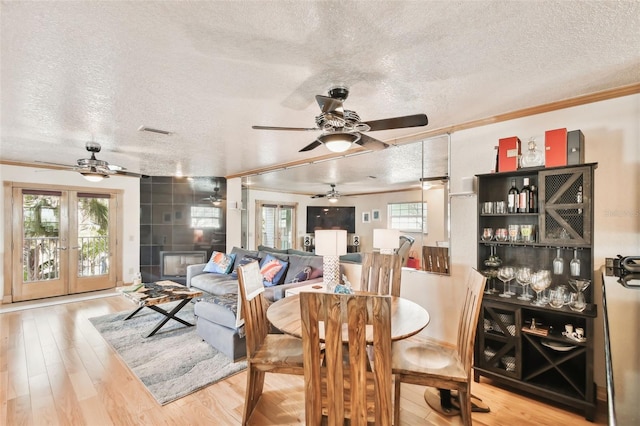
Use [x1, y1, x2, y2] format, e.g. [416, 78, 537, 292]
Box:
[545, 128, 568, 167]
[498, 136, 521, 172]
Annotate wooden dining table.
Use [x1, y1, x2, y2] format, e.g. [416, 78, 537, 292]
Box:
[267, 293, 430, 342]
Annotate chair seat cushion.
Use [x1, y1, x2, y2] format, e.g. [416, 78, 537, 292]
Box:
[391, 338, 467, 383]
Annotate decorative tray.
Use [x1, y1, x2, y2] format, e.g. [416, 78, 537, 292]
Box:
[541, 339, 577, 352]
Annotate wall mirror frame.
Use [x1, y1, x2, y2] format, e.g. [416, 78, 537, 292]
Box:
[239, 134, 450, 275]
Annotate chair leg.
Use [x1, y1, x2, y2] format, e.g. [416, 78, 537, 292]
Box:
[394, 376, 401, 426]
[242, 366, 266, 425]
[458, 389, 472, 426]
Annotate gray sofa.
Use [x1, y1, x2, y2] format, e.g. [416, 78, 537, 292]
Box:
[187, 246, 328, 361]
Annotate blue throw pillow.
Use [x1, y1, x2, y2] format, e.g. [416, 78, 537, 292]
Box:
[203, 251, 236, 274]
[291, 266, 313, 283]
[229, 255, 261, 278]
[259, 254, 289, 287]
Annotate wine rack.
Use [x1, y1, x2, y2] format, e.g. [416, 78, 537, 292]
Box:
[474, 163, 597, 421]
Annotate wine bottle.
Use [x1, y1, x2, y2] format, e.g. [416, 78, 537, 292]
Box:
[529, 184, 538, 213]
[519, 178, 531, 213]
[507, 179, 519, 213]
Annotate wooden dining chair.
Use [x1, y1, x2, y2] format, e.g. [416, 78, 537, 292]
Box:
[237, 261, 304, 425]
[360, 252, 403, 296]
[300, 292, 393, 426]
[391, 269, 486, 425]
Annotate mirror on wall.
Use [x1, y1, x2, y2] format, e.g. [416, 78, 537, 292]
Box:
[240, 134, 450, 274]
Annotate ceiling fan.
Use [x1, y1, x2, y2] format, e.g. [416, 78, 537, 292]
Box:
[252, 86, 428, 153]
[311, 184, 341, 203]
[36, 142, 146, 182]
[201, 187, 224, 205]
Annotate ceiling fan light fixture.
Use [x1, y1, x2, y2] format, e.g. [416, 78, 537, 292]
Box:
[81, 171, 108, 182]
[318, 132, 360, 153]
[328, 195, 339, 203]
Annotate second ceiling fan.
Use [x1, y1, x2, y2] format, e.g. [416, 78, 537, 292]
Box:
[252, 86, 428, 153]
[311, 184, 341, 203]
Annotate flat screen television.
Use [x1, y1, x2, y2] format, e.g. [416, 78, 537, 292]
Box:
[306, 206, 356, 234]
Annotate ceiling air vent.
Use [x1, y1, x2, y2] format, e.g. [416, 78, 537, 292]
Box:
[138, 125, 172, 135]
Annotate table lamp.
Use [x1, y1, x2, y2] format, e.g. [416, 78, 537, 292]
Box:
[373, 228, 400, 255]
[314, 229, 347, 292]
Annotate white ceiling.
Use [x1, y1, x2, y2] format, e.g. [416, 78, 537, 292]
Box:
[1, 1, 639, 196]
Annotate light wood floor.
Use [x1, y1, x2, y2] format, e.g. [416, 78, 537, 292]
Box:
[1, 295, 607, 425]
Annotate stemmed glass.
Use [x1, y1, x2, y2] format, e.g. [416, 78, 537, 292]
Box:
[515, 267, 532, 300]
[553, 248, 564, 275]
[497, 266, 515, 298]
[568, 278, 590, 312]
[570, 249, 581, 277]
[530, 270, 551, 306]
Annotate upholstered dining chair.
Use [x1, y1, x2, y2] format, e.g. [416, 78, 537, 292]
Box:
[391, 269, 486, 425]
[360, 252, 403, 296]
[237, 261, 304, 425]
[300, 292, 393, 426]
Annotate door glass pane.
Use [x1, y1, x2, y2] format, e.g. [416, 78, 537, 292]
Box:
[279, 206, 294, 249]
[77, 194, 110, 277]
[22, 192, 61, 282]
[261, 206, 277, 247]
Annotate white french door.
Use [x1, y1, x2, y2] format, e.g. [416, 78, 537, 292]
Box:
[10, 185, 118, 302]
[257, 201, 297, 250]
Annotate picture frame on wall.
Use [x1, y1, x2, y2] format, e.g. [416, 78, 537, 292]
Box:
[362, 211, 371, 223]
[372, 209, 381, 221]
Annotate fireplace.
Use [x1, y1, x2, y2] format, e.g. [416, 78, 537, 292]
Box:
[160, 251, 207, 280]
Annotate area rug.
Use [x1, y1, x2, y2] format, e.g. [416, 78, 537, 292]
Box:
[89, 301, 247, 405]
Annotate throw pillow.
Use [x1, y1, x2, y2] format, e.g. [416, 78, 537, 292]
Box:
[259, 254, 288, 287]
[291, 266, 313, 283]
[229, 255, 261, 278]
[203, 251, 236, 274]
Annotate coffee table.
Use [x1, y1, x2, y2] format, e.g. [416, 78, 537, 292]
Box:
[119, 280, 203, 337]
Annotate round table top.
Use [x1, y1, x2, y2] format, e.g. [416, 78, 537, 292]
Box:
[267, 293, 430, 342]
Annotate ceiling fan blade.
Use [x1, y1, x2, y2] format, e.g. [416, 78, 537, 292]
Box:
[311, 194, 327, 198]
[299, 140, 322, 152]
[315, 95, 344, 113]
[356, 133, 389, 151]
[35, 160, 75, 168]
[361, 114, 428, 132]
[115, 170, 147, 178]
[252, 125, 318, 131]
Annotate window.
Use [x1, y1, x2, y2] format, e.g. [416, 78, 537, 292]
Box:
[388, 202, 427, 233]
[190, 206, 222, 228]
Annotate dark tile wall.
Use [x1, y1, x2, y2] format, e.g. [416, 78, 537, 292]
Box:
[140, 176, 227, 284]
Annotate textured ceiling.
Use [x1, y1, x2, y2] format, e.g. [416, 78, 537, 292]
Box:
[1, 1, 639, 196]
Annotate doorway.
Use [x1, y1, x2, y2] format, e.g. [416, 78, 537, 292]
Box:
[8, 184, 120, 302]
[256, 201, 297, 250]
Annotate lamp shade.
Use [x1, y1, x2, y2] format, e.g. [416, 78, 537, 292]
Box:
[314, 230, 347, 256]
[373, 229, 400, 252]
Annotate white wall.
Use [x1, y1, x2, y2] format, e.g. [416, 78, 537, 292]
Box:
[0, 164, 141, 299]
[446, 93, 640, 389]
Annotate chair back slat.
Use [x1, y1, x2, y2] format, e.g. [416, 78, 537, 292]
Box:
[456, 269, 487, 372]
[300, 293, 392, 426]
[360, 252, 402, 296]
[238, 261, 268, 358]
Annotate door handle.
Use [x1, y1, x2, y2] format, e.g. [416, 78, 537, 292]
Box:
[58, 247, 67, 250]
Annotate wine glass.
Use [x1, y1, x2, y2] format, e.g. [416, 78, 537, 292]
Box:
[481, 228, 494, 241]
[482, 269, 498, 294]
[530, 270, 551, 306]
[497, 266, 515, 298]
[515, 267, 532, 300]
[553, 248, 564, 275]
[568, 278, 590, 312]
[570, 249, 581, 277]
